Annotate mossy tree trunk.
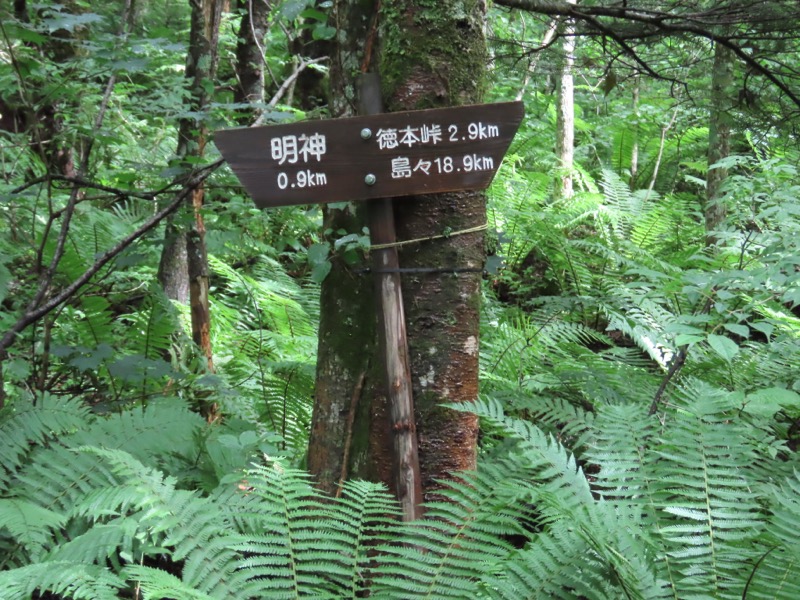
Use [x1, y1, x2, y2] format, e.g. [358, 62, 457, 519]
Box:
[309, 0, 488, 501]
[307, 0, 387, 495]
[706, 43, 734, 247]
[380, 0, 487, 499]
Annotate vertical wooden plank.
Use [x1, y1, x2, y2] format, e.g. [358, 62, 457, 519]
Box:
[359, 73, 423, 521]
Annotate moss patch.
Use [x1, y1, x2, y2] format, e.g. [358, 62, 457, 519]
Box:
[379, 0, 487, 109]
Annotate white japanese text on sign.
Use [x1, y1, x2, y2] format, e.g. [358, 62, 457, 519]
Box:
[377, 121, 499, 180]
[267, 121, 501, 190]
[270, 132, 328, 189]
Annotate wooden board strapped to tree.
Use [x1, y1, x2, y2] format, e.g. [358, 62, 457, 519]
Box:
[216, 90, 523, 520]
[215, 100, 523, 207]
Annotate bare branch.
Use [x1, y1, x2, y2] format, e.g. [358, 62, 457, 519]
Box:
[492, 0, 800, 109]
[0, 159, 224, 360]
[253, 56, 329, 125]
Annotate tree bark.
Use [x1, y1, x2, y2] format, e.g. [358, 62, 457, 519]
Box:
[158, 0, 223, 407]
[555, 3, 575, 199]
[233, 0, 270, 123]
[4, 0, 79, 177]
[307, 0, 385, 495]
[379, 0, 487, 500]
[706, 43, 733, 247]
[310, 0, 489, 503]
[630, 74, 640, 188]
[157, 222, 190, 302]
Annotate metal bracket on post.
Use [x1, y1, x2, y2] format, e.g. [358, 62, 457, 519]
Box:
[358, 72, 423, 521]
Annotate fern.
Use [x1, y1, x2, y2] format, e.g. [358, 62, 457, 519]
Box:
[742, 471, 800, 599]
[229, 463, 396, 598]
[46, 518, 140, 566]
[448, 398, 670, 599]
[0, 499, 65, 562]
[583, 381, 800, 599]
[0, 394, 90, 491]
[0, 561, 126, 600]
[7, 397, 206, 514]
[3, 391, 799, 599]
[371, 459, 532, 599]
[125, 564, 215, 600]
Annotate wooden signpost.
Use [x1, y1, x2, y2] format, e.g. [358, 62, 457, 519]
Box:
[216, 87, 523, 521]
[214, 100, 523, 208]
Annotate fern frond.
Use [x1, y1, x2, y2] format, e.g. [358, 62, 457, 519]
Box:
[489, 505, 669, 600]
[79, 446, 243, 598]
[231, 462, 389, 598]
[10, 397, 205, 513]
[371, 459, 531, 599]
[76, 396, 207, 468]
[0, 499, 65, 561]
[741, 471, 800, 600]
[588, 402, 659, 502]
[46, 517, 140, 565]
[655, 388, 765, 599]
[124, 564, 215, 600]
[485, 525, 592, 599]
[327, 479, 401, 597]
[452, 398, 671, 599]
[498, 392, 595, 451]
[0, 561, 126, 600]
[11, 445, 121, 515]
[0, 394, 90, 491]
[448, 398, 593, 523]
[117, 286, 180, 360]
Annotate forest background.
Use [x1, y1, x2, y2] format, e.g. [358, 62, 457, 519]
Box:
[1, 0, 800, 598]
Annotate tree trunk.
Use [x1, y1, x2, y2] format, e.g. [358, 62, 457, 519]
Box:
[233, 0, 269, 123]
[378, 0, 487, 500]
[555, 3, 575, 199]
[307, 0, 385, 495]
[5, 0, 78, 177]
[157, 222, 190, 302]
[706, 43, 733, 246]
[309, 0, 489, 503]
[158, 0, 222, 408]
[630, 75, 640, 188]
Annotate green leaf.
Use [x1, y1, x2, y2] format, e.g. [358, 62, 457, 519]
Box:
[307, 242, 330, 265]
[124, 565, 214, 600]
[43, 12, 105, 33]
[750, 320, 774, 340]
[665, 323, 705, 335]
[723, 323, 750, 338]
[279, 0, 310, 21]
[311, 260, 332, 283]
[707, 334, 739, 362]
[485, 255, 504, 275]
[743, 388, 800, 417]
[333, 233, 359, 251]
[300, 8, 328, 22]
[675, 333, 704, 346]
[8, 24, 47, 44]
[107, 355, 174, 382]
[68, 343, 115, 372]
[312, 25, 337, 40]
[308, 242, 331, 280]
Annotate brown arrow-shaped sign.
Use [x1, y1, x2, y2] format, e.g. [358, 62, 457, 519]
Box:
[214, 101, 524, 209]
